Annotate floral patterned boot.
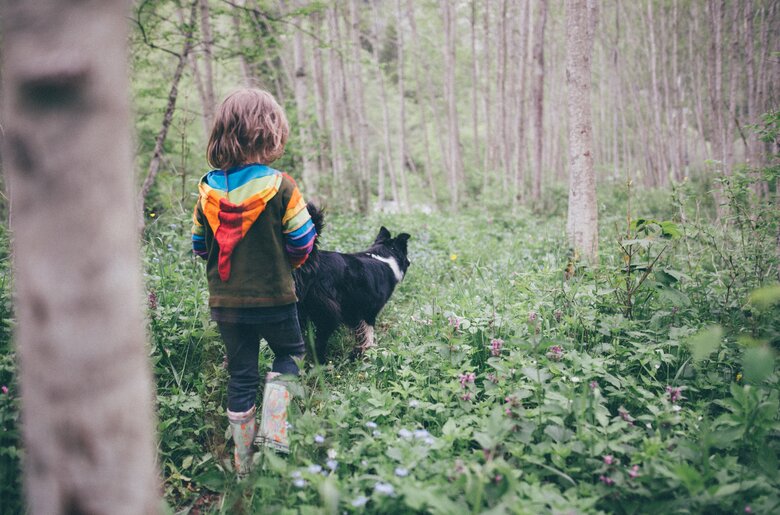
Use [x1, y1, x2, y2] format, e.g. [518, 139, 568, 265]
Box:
[227, 405, 256, 479]
[255, 372, 290, 453]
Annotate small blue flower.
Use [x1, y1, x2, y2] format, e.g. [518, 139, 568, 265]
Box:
[413, 429, 430, 439]
[314, 434, 325, 444]
[366, 421, 378, 429]
[291, 470, 302, 479]
[307, 464, 322, 474]
[351, 495, 369, 507]
[409, 399, 420, 408]
[326, 459, 338, 471]
[372, 430, 382, 437]
[374, 482, 395, 496]
[293, 478, 306, 488]
[394, 467, 409, 477]
[398, 428, 412, 439]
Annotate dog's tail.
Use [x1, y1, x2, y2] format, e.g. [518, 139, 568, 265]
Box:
[306, 201, 325, 252]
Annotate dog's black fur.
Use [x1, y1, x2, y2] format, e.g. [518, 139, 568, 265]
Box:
[294, 203, 411, 364]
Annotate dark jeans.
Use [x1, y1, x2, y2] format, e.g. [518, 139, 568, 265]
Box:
[213, 305, 304, 413]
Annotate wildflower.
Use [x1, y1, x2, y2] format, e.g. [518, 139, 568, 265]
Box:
[745, 506, 753, 514]
[314, 434, 325, 444]
[448, 316, 461, 331]
[423, 436, 435, 445]
[603, 455, 614, 466]
[326, 459, 338, 471]
[459, 372, 476, 387]
[450, 253, 458, 261]
[666, 385, 683, 403]
[365, 421, 378, 429]
[599, 475, 615, 486]
[736, 372, 743, 382]
[374, 482, 395, 496]
[546, 345, 564, 361]
[486, 373, 499, 384]
[1, 385, 8, 395]
[461, 392, 473, 401]
[490, 338, 504, 357]
[327, 448, 337, 459]
[413, 429, 430, 439]
[293, 478, 306, 488]
[528, 311, 538, 322]
[147, 291, 158, 310]
[409, 399, 419, 408]
[628, 465, 640, 479]
[394, 467, 409, 477]
[589, 381, 598, 390]
[291, 470, 302, 479]
[307, 464, 323, 474]
[554, 309, 563, 322]
[493, 474, 503, 484]
[351, 496, 369, 507]
[398, 428, 412, 439]
[373, 430, 382, 437]
[454, 459, 466, 474]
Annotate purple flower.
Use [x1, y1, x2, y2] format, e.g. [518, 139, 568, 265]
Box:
[374, 482, 395, 496]
[618, 406, 634, 425]
[528, 311, 538, 322]
[628, 465, 640, 479]
[326, 459, 338, 471]
[461, 392, 473, 401]
[147, 291, 158, 310]
[365, 421, 378, 429]
[745, 506, 753, 514]
[1, 385, 8, 395]
[666, 385, 683, 403]
[459, 372, 476, 387]
[394, 467, 409, 477]
[599, 475, 615, 486]
[546, 345, 564, 361]
[486, 373, 498, 384]
[448, 316, 461, 331]
[398, 428, 412, 439]
[603, 455, 614, 465]
[589, 381, 599, 390]
[490, 338, 504, 357]
[351, 496, 369, 507]
[314, 434, 325, 444]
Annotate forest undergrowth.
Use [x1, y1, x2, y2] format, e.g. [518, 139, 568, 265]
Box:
[1, 175, 779, 514]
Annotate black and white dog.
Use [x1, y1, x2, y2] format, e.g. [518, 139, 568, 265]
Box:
[294, 203, 411, 364]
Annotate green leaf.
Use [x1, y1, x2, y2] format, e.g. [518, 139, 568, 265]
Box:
[687, 325, 723, 363]
[748, 285, 780, 310]
[743, 346, 775, 383]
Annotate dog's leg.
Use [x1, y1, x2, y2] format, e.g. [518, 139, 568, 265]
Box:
[354, 321, 376, 354]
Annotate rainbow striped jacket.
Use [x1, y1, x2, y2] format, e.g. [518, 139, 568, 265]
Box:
[192, 164, 315, 307]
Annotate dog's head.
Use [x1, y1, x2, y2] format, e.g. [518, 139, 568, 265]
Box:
[370, 226, 411, 277]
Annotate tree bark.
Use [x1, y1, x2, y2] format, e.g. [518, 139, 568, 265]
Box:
[565, 0, 599, 263]
[346, 0, 370, 212]
[1, 0, 159, 512]
[198, 0, 216, 127]
[138, 0, 198, 232]
[441, 0, 465, 210]
[531, 0, 548, 203]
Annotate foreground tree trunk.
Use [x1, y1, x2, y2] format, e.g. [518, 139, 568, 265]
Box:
[565, 0, 599, 263]
[1, 0, 160, 513]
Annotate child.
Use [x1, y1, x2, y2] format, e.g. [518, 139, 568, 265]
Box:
[191, 88, 316, 477]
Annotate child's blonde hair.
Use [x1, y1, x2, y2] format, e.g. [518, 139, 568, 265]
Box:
[207, 88, 289, 170]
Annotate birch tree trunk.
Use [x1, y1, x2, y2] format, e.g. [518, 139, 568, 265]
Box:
[1, 0, 159, 512]
[289, 0, 316, 193]
[531, 0, 549, 203]
[442, 0, 465, 210]
[198, 0, 216, 127]
[565, 0, 599, 263]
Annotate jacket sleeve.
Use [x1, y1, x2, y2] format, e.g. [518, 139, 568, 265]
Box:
[281, 175, 316, 269]
[191, 202, 208, 260]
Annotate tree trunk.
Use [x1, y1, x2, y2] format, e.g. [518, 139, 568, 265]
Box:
[288, 0, 317, 193]
[1, 0, 159, 512]
[470, 1, 481, 171]
[395, 0, 410, 210]
[441, 0, 465, 210]
[347, 0, 371, 212]
[138, 0, 198, 232]
[198, 0, 216, 127]
[565, 0, 599, 263]
[531, 0, 548, 203]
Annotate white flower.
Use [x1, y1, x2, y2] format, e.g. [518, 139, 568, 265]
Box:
[409, 399, 420, 408]
[372, 430, 382, 437]
[398, 428, 412, 439]
[424, 437, 435, 445]
[413, 429, 430, 439]
[570, 376, 581, 383]
[645, 423, 652, 429]
[293, 478, 306, 488]
[394, 467, 409, 477]
[351, 495, 369, 507]
[314, 434, 325, 444]
[327, 448, 338, 459]
[374, 482, 395, 496]
[366, 421, 378, 429]
[672, 404, 682, 412]
[291, 470, 302, 479]
[307, 464, 322, 474]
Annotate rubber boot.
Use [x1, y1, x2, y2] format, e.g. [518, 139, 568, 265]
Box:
[255, 372, 290, 453]
[227, 405, 256, 479]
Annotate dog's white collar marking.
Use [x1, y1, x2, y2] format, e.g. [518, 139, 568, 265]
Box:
[369, 254, 404, 282]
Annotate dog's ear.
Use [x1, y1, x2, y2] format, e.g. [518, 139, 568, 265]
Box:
[375, 226, 392, 244]
[395, 233, 410, 251]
